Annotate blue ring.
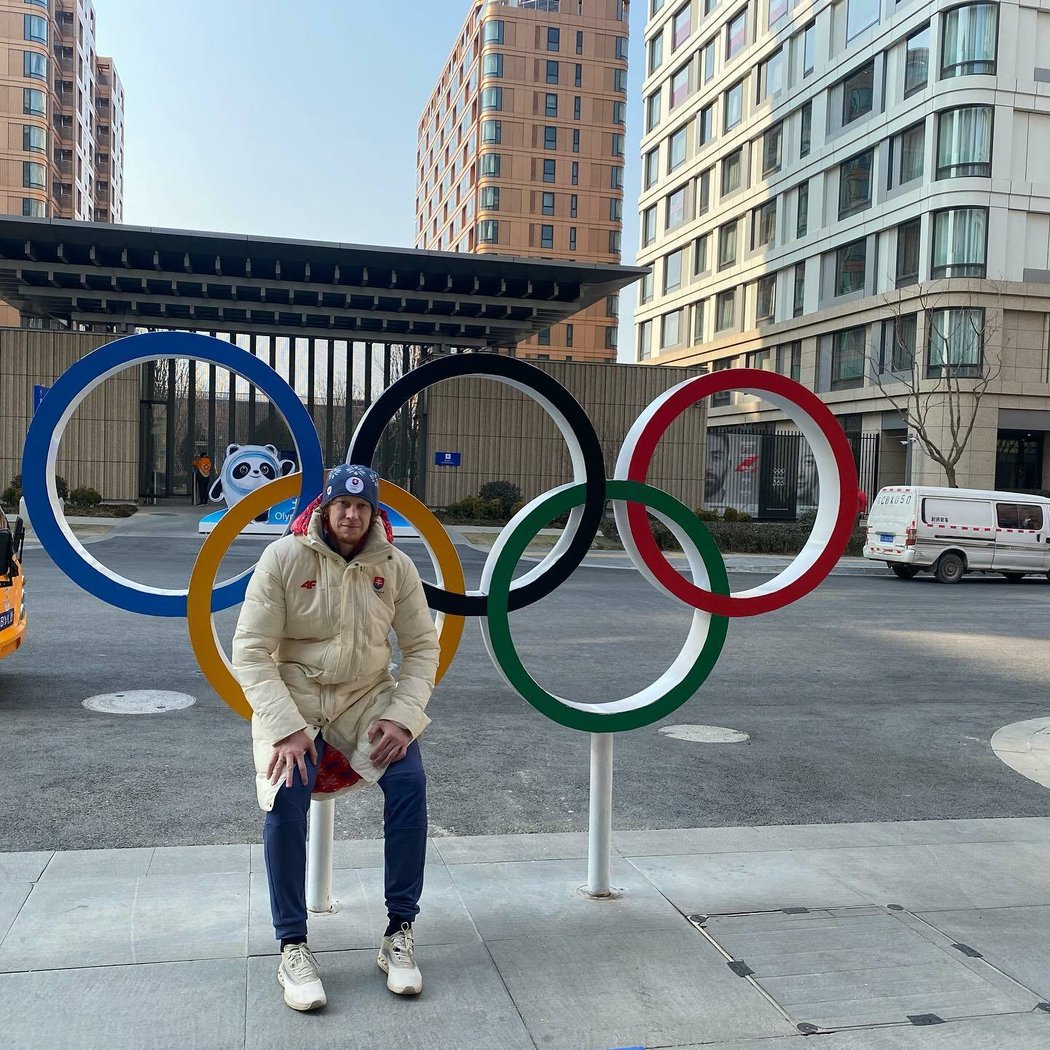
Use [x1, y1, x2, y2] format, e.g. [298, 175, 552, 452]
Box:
[21, 331, 324, 617]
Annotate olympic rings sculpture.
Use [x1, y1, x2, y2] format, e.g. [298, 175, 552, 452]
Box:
[23, 333, 859, 734]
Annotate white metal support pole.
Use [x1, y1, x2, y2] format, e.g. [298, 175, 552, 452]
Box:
[586, 732, 614, 897]
[306, 797, 335, 913]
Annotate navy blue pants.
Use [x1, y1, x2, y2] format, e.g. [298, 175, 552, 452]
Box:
[263, 736, 427, 942]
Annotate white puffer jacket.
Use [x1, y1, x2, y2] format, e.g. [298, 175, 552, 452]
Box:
[232, 510, 439, 810]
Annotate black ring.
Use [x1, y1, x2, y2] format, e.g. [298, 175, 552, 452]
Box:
[347, 353, 606, 616]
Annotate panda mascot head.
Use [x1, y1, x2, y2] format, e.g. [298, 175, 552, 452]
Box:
[208, 444, 296, 520]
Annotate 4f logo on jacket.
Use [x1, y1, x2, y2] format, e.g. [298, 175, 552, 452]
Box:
[373, 576, 385, 592]
[300, 580, 317, 590]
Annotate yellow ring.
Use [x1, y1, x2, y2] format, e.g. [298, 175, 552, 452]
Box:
[187, 474, 466, 721]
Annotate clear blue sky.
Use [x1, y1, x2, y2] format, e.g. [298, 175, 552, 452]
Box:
[92, 0, 646, 359]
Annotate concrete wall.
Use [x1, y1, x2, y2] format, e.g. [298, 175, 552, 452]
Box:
[422, 357, 710, 511]
[0, 328, 137, 500]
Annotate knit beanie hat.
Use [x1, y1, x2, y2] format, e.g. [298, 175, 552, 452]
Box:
[320, 464, 379, 513]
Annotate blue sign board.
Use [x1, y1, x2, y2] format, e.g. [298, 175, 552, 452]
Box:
[434, 451, 461, 467]
[33, 385, 49, 414]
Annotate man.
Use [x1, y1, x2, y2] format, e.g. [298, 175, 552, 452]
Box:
[233, 464, 439, 1012]
[704, 428, 730, 504]
[190, 450, 212, 506]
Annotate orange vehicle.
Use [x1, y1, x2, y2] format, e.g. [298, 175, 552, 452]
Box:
[0, 508, 26, 661]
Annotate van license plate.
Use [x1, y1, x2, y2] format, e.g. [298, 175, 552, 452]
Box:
[880, 533, 894, 544]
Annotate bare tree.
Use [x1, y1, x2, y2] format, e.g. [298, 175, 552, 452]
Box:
[869, 283, 1005, 487]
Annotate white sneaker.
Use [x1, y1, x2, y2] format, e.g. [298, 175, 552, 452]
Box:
[378, 923, 422, 995]
[277, 943, 327, 1011]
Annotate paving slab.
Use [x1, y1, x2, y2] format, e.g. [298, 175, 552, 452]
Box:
[448, 857, 685, 941]
[0, 871, 248, 971]
[0, 850, 52, 883]
[0, 958, 247, 1050]
[147, 843, 251, 877]
[249, 837, 446, 873]
[244, 942, 535, 1050]
[918, 905, 1050, 1001]
[615, 826, 777, 856]
[762, 817, 1050, 851]
[433, 830, 591, 864]
[628, 850, 867, 915]
[0, 883, 30, 944]
[39, 846, 155, 880]
[486, 926, 795, 1050]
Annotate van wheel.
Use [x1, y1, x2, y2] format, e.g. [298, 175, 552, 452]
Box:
[890, 564, 919, 579]
[934, 553, 965, 584]
[1002, 572, 1026, 583]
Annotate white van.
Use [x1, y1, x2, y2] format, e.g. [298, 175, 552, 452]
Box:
[863, 486, 1050, 583]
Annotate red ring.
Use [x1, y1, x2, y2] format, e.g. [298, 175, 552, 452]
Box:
[624, 369, 859, 617]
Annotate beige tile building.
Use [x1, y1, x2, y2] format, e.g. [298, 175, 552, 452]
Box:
[417, 0, 630, 363]
[635, 0, 1050, 501]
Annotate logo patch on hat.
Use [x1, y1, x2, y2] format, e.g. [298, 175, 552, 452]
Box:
[348, 476, 364, 494]
[373, 576, 385, 591]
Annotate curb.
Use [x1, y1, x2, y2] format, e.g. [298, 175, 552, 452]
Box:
[991, 717, 1050, 790]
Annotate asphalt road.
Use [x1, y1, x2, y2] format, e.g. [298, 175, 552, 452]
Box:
[3, 512, 1050, 850]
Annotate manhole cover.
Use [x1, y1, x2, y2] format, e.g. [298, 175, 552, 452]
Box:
[659, 724, 750, 743]
[82, 690, 197, 714]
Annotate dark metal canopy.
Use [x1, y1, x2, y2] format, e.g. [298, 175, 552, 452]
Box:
[0, 216, 646, 347]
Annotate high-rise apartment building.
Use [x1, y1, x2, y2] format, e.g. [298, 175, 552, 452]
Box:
[636, 0, 1050, 495]
[417, 0, 630, 362]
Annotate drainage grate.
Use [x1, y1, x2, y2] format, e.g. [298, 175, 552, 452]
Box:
[701, 906, 1039, 1032]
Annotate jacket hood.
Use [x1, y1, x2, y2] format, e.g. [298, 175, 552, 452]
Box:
[290, 495, 395, 544]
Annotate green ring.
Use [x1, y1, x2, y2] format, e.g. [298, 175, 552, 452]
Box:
[483, 480, 731, 732]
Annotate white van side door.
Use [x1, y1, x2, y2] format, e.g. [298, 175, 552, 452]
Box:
[992, 501, 1050, 573]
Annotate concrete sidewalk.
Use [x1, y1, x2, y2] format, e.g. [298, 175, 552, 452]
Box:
[3, 819, 1050, 1049]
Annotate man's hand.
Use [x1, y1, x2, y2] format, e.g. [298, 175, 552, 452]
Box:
[267, 729, 318, 788]
[368, 719, 412, 767]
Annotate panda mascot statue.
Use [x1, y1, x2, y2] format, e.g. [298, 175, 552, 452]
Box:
[208, 444, 296, 523]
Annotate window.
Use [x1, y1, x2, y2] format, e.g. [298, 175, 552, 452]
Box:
[890, 121, 925, 186]
[480, 186, 501, 210]
[482, 86, 503, 111]
[762, 122, 782, 174]
[544, 92, 558, 117]
[23, 87, 45, 116]
[648, 32, 664, 74]
[540, 224, 554, 249]
[701, 39, 716, 82]
[792, 264, 805, 317]
[646, 91, 662, 131]
[25, 0, 49, 6]
[569, 226, 578, 251]
[666, 185, 688, 228]
[616, 36, 629, 60]
[932, 207, 987, 277]
[640, 270, 654, 304]
[905, 26, 930, 96]
[721, 148, 742, 195]
[941, 3, 998, 78]
[605, 327, 618, 350]
[642, 205, 658, 246]
[726, 8, 747, 60]
[638, 319, 653, 360]
[661, 309, 683, 348]
[756, 274, 776, 321]
[668, 125, 687, 171]
[724, 80, 743, 131]
[757, 49, 784, 102]
[831, 327, 866, 388]
[538, 328, 551, 346]
[801, 20, 816, 75]
[896, 218, 921, 286]
[478, 219, 499, 243]
[716, 290, 736, 331]
[609, 197, 623, 222]
[565, 323, 574, 347]
[22, 160, 45, 188]
[644, 147, 660, 188]
[575, 62, 583, 87]
[673, 3, 692, 48]
[838, 148, 874, 218]
[697, 104, 714, 146]
[614, 67, 628, 92]
[928, 308, 983, 377]
[541, 191, 555, 215]
[483, 52, 504, 77]
[574, 128, 582, 153]
[547, 26, 560, 51]
[574, 95, 583, 121]
[881, 315, 916, 371]
[611, 166, 624, 189]
[22, 197, 45, 218]
[546, 60, 559, 83]
[796, 181, 809, 238]
[697, 168, 711, 214]
[778, 341, 802, 380]
[24, 13, 47, 42]
[571, 160, 579, 184]
[693, 232, 710, 274]
[753, 199, 776, 248]
[995, 503, 1044, 530]
[936, 105, 992, 177]
[671, 63, 691, 108]
[543, 125, 558, 149]
[842, 62, 874, 125]
[481, 119, 502, 143]
[22, 124, 45, 153]
[570, 193, 579, 217]
[542, 157, 555, 182]
[799, 101, 812, 157]
[769, 0, 788, 24]
[835, 239, 867, 295]
[718, 220, 738, 269]
[23, 50, 47, 80]
[607, 294, 620, 318]
[613, 100, 625, 125]
[693, 300, 706, 342]
[664, 248, 684, 292]
[846, 0, 879, 41]
[576, 30, 584, 54]
[483, 19, 504, 43]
